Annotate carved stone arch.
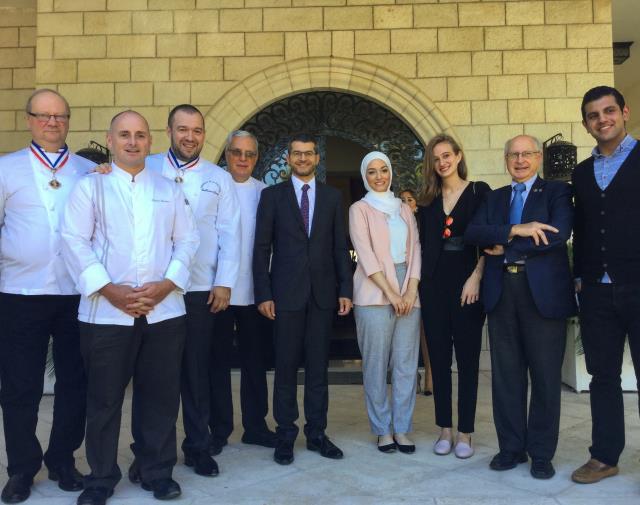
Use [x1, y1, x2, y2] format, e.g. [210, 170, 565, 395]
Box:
[201, 57, 456, 166]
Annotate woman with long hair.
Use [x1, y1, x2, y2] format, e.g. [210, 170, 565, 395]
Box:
[418, 134, 490, 458]
[349, 151, 422, 454]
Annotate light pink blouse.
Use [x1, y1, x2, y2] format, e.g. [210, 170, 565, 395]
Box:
[349, 200, 421, 307]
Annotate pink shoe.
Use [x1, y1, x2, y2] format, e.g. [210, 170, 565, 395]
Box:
[454, 439, 474, 459]
[433, 438, 452, 455]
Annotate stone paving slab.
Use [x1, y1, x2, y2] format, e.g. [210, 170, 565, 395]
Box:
[1, 372, 639, 504]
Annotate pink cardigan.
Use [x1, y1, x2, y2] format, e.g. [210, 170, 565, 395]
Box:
[348, 200, 421, 307]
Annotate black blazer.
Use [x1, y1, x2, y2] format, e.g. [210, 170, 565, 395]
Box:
[252, 178, 353, 311]
[464, 177, 576, 319]
[418, 181, 491, 280]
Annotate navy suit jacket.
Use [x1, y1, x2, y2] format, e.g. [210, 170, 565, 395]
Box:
[252, 178, 353, 311]
[464, 177, 576, 319]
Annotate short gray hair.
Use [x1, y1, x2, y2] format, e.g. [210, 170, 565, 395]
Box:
[504, 135, 542, 156]
[225, 130, 258, 151]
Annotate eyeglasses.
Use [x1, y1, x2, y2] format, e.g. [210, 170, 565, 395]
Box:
[226, 148, 257, 160]
[443, 215, 453, 238]
[290, 150, 316, 159]
[27, 112, 70, 123]
[505, 150, 540, 161]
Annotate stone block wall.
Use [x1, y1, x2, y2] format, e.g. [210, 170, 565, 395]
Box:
[0, 0, 36, 153]
[2, 0, 616, 188]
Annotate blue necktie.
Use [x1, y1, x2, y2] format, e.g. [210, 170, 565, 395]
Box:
[509, 183, 526, 224]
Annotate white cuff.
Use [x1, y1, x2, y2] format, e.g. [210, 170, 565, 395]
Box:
[78, 263, 111, 298]
[165, 259, 190, 293]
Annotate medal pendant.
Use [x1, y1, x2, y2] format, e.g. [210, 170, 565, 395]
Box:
[49, 179, 62, 189]
[175, 176, 184, 184]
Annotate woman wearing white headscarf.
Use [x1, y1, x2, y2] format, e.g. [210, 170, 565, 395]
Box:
[349, 151, 422, 454]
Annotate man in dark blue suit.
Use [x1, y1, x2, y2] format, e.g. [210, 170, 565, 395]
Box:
[465, 134, 576, 479]
[253, 133, 353, 466]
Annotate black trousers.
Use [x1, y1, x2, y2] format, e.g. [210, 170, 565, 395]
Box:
[209, 304, 270, 443]
[273, 298, 333, 442]
[420, 252, 485, 433]
[488, 272, 566, 461]
[579, 282, 640, 466]
[80, 315, 185, 490]
[0, 293, 86, 478]
[179, 291, 216, 456]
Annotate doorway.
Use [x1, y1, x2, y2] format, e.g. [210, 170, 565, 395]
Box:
[218, 91, 425, 362]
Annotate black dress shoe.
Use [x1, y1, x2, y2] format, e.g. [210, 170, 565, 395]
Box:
[76, 487, 113, 505]
[1, 474, 32, 504]
[241, 429, 277, 448]
[208, 438, 227, 456]
[377, 436, 397, 454]
[393, 436, 415, 454]
[273, 440, 294, 465]
[489, 451, 528, 471]
[141, 478, 181, 500]
[531, 459, 555, 479]
[48, 464, 84, 491]
[184, 451, 219, 477]
[306, 435, 343, 460]
[128, 459, 141, 484]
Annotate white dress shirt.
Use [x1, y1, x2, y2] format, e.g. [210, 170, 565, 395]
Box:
[291, 174, 315, 236]
[61, 164, 200, 325]
[146, 153, 241, 292]
[0, 147, 95, 295]
[231, 176, 266, 306]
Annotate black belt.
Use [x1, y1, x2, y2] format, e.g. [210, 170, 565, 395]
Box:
[504, 264, 526, 274]
[442, 236, 465, 251]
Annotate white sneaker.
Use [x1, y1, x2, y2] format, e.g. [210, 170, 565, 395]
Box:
[433, 438, 452, 455]
[454, 440, 474, 459]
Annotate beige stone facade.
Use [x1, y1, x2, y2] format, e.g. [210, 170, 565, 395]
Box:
[0, 0, 615, 187]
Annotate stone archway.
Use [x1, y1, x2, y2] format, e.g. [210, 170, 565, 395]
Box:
[217, 91, 426, 192]
[201, 57, 455, 163]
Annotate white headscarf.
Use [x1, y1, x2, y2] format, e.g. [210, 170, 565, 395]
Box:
[360, 151, 402, 218]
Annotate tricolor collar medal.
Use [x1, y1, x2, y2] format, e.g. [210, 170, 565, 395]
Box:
[167, 149, 199, 183]
[30, 141, 69, 189]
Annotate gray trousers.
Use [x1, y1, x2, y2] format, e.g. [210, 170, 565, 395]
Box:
[354, 264, 420, 435]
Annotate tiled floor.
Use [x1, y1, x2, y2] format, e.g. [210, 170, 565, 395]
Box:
[1, 371, 639, 504]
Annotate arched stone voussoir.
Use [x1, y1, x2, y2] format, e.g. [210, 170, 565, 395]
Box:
[204, 56, 453, 161]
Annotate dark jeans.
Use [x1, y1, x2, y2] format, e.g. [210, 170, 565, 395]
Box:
[579, 282, 640, 466]
[209, 305, 270, 443]
[488, 272, 566, 461]
[180, 291, 216, 456]
[0, 293, 86, 478]
[421, 252, 485, 433]
[273, 299, 333, 442]
[80, 316, 185, 490]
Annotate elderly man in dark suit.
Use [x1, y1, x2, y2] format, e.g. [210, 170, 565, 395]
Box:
[253, 133, 353, 466]
[465, 134, 576, 480]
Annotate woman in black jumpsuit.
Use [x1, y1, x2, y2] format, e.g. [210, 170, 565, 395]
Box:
[418, 134, 490, 459]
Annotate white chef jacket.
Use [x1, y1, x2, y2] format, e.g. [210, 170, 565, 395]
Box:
[0, 147, 95, 295]
[61, 163, 200, 325]
[146, 153, 241, 292]
[230, 176, 266, 306]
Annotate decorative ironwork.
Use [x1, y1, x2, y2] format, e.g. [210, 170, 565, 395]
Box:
[218, 92, 424, 192]
[543, 133, 577, 182]
[76, 141, 110, 164]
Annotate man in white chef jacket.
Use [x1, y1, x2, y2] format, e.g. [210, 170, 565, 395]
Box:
[142, 104, 241, 476]
[0, 89, 94, 504]
[208, 130, 276, 455]
[61, 110, 199, 505]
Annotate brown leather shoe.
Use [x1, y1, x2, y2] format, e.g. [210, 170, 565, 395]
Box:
[571, 458, 619, 484]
